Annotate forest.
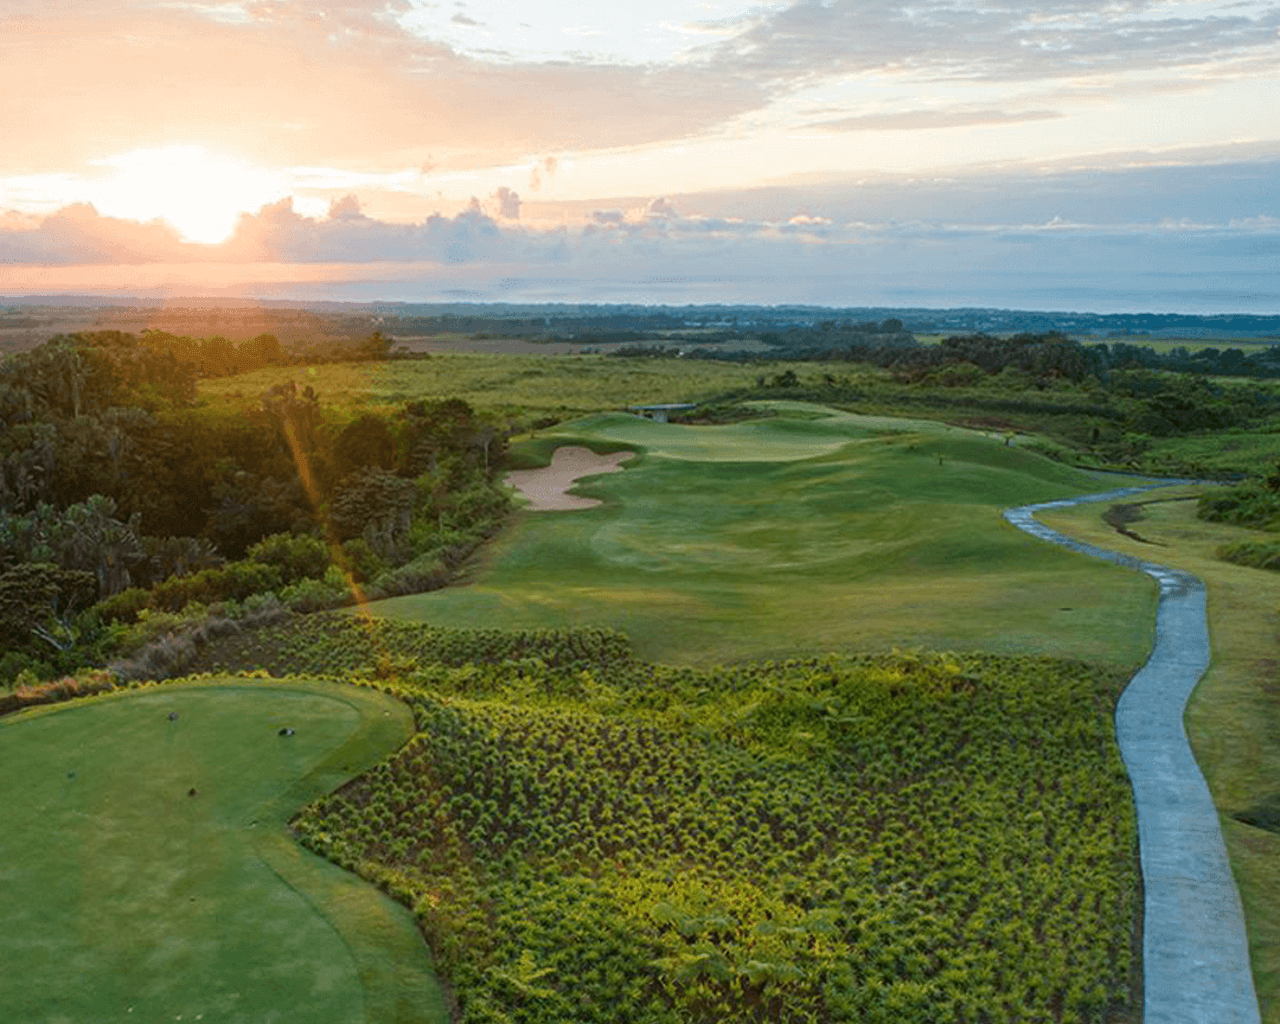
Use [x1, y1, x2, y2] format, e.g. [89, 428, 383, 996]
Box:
[0, 329, 513, 684]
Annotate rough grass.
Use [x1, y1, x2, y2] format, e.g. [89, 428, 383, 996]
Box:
[0, 679, 446, 1024]
[194, 353, 840, 418]
[1037, 494, 1280, 1023]
[364, 404, 1157, 669]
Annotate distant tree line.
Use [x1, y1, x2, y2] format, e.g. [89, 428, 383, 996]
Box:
[678, 326, 1280, 382]
[129, 327, 395, 375]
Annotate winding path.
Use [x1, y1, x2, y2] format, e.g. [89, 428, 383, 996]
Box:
[1005, 487, 1260, 1024]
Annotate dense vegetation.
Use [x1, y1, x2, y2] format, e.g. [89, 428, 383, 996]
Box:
[675, 334, 1280, 475]
[290, 645, 1139, 1024]
[737, 323, 1280, 380]
[187, 612, 635, 678]
[0, 330, 514, 684]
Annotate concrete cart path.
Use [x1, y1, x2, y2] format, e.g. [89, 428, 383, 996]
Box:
[1006, 487, 1260, 1024]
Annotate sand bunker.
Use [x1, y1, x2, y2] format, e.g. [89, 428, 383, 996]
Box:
[504, 446, 630, 511]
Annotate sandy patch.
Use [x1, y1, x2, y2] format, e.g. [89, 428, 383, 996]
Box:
[504, 446, 630, 511]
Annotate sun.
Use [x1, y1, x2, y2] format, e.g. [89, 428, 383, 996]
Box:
[91, 146, 288, 244]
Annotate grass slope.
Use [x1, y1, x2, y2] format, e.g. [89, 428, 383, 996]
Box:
[366, 404, 1156, 668]
[1037, 493, 1280, 1023]
[0, 679, 446, 1024]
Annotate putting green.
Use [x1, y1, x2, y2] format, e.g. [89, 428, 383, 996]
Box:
[0, 680, 447, 1024]
[369, 403, 1158, 667]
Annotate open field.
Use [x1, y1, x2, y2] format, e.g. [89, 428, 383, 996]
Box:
[914, 334, 1278, 354]
[1037, 496, 1280, 1023]
[0, 679, 446, 1024]
[194, 352, 807, 418]
[363, 402, 1157, 668]
[1110, 339, 1278, 355]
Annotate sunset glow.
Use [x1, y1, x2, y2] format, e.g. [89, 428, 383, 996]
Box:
[90, 147, 289, 244]
[0, 0, 1276, 309]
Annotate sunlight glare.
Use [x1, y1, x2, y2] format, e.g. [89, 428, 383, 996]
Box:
[91, 146, 288, 244]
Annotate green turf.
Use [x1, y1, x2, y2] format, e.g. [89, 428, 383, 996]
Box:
[0, 679, 447, 1024]
[365, 403, 1157, 668]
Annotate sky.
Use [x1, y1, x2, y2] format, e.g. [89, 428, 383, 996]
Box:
[1, 0, 1279, 312]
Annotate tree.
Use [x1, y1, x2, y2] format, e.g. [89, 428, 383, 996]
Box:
[355, 331, 393, 360]
[0, 562, 96, 654]
[334, 413, 397, 479]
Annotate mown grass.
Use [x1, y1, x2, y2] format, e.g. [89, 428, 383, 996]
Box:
[0, 679, 446, 1024]
[1036, 495, 1280, 1023]
[364, 404, 1157, 669]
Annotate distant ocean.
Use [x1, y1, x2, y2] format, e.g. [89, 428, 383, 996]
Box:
[271, 273, 1280, 316]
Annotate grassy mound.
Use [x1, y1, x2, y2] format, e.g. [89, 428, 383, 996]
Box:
[366, 405, 1156, 667]
[0, 679, 446, 1024]
[296, 652, 1141, 1023]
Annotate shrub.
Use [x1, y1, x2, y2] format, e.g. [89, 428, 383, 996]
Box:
[280, 576, 348, 613]
[148, 560, 284, 612]
[1215, 538, 1280, 571]
[364, 555, 450, 601]
[925, 362, 985, 388]
[246, 532, 331, 584]
[110, 631, 198, 681]
[91, 586, 151, 625]
[1199, 480, 1280, 530]
[341, 538, 387, 584]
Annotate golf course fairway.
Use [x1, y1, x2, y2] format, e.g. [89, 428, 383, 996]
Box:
[366, 403, 1159, 668]
[0, 679, 447, 1024]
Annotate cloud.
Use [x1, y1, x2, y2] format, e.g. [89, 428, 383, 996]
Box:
[809, 108, 1065, 132]
[528, 156, 558, 192]
[0, 2, 767, 174]
[724, 0, 1280, 83]
[5, 151, 1279, 313]
[644, 197, 680, 220]
[4, 196, 1279, 314]
[0, 203, 190, 264]
[3, 0, 1276, 185]
[326, 194, 367, 220]
[489, 187, 521, 220]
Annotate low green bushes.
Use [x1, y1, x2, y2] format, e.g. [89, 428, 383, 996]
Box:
[148, 560, 285, 612]
[1215, 537, 1280, 571]
[1199, 479, 1280, 530]
[295, 651, 1140, 1024]
[190, 614, 634, 678]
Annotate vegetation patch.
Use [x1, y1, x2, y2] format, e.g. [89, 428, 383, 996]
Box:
[1215, 538, 1280, 572]
[188, 612, 635, 678]
[295, 651, 1140, 1024]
